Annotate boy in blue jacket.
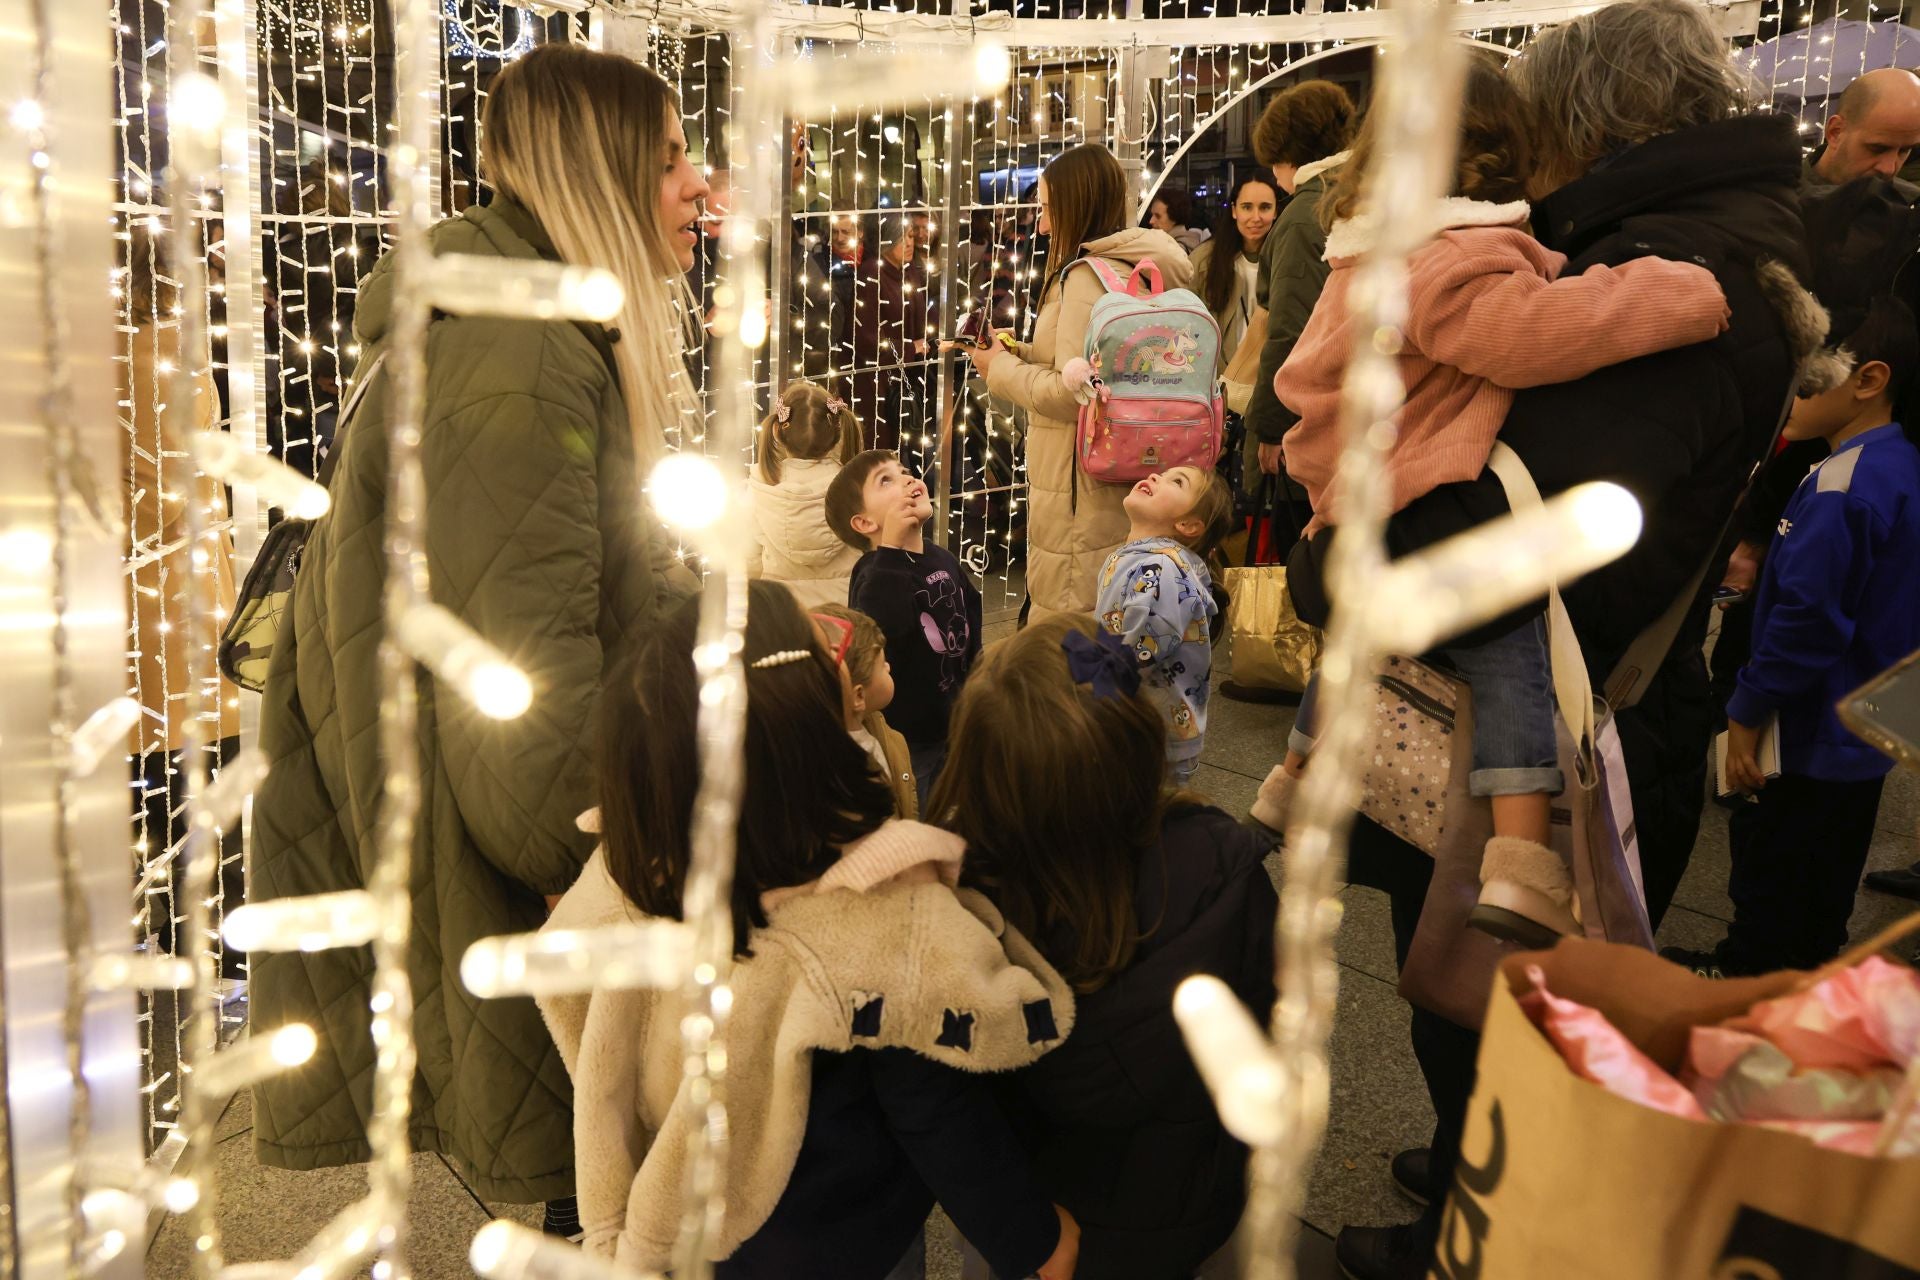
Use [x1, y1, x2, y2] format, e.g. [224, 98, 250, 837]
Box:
[1666, 299, 1920, 978]
[1096, 467, 1234, 785]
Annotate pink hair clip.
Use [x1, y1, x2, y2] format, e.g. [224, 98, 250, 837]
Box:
[774, 402, 792, 424]
[826, 396, 847, 415]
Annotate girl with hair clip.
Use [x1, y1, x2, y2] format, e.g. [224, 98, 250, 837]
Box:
[247, 43, 707, 1230]
[932, 615, 1278, 1280]
[1268, 52, 1733, 947]
[542, 580, 1083, 1280]
[748, 381, 865, 607]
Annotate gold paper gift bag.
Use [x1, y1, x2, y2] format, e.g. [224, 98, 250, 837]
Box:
[1220, 564, 1320, 694]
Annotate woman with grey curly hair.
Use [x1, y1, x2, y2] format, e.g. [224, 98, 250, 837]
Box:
[1287, 4, 1830, 1276]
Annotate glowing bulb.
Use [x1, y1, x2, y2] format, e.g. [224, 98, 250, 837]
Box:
[648, 453, 730, 532]
[470, 661, 533, 720]
[1174, 975, 1288, 1146]
[193, 1023, 318, 1094]
[192, 431, 331, 519]
[10, 100, 43, 132]
[163, 1179, 200, 1214]
[974, 41, 1013, 90]
[1568, 481, 1643, 554]
[224, 890, 379, 953]
[0, 528, 53, 572]
[271, 1023, 318, 1066]
[71, 697, 143, 776]
[170, 72, 226, 134]
[428, 254, 625, 323]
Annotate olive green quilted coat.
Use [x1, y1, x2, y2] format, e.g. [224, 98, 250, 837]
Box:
[248, 198, 664, 1201]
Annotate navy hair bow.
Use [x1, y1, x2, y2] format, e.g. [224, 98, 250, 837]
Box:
[1061, 628, 1142, 700]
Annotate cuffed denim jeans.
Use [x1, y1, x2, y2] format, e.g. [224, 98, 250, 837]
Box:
[1289, 614, 1563, 798]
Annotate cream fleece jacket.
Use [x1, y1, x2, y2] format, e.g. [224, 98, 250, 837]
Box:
[746, 457, 863, 609]
[537, 820, 1074, 1268]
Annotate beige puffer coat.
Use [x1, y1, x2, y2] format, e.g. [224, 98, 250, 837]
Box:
[745, 457, 861, 609]
[985, 228, 1193, 619]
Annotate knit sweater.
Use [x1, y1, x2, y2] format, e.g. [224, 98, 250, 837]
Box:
[538, 819, 1074, 1269]
[1274, 197, 1731, 533]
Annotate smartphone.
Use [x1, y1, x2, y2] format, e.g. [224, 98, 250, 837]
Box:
[1840, 646, 1920, 775]
[1713, 585, 1748, 606]
[946, 309, 991, 349]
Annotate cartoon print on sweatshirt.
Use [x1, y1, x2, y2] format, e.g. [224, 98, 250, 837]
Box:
[1096, 538, 1217, 759]
[918, 565, 973, 694]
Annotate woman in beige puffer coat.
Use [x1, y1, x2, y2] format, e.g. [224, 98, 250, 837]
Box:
[747, 381, 864, 608]
[968, 145, 1193, 620]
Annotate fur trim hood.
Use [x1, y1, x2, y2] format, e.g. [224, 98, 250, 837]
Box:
[1755, 257, 1840, 395]
[537, 823, 1073, 1267]
[1322, 197, 1531, 262]
[1294, 150, 1351, 190]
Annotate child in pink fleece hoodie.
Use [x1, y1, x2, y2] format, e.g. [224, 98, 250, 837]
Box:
[1266, 55, 1730, 945]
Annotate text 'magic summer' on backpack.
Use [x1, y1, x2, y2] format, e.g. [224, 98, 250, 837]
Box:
[1073, 257, 1224, 484]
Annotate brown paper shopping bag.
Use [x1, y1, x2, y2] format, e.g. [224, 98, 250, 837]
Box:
[1433, 923, 1920, 1280]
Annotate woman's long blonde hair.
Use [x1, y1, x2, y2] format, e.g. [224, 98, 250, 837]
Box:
[483, 45, 699, 471]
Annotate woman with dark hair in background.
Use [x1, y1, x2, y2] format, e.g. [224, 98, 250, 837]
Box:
[1188, 172, 1281, 362]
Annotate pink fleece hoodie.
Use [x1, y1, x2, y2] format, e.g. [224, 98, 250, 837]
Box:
[1273, 199, 1731, 533]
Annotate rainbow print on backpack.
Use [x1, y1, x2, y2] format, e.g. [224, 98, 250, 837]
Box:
[1072, 257, 1224, 484]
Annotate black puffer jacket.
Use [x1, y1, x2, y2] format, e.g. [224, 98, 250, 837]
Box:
[999, 804, 1278, 1280]
[1292, 113, 1820, 672]
[1289, 112, 1824, 925]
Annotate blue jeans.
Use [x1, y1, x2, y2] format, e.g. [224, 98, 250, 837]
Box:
[1291, 615, 1563, 798]
[909, 740, 948, 813]
[1442, 615, 1564, 797]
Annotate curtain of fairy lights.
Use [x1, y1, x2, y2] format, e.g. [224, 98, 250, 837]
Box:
[92, 0, 1903, 1269]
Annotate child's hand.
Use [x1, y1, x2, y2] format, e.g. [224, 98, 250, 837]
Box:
[1725, 719, 1768, 793]
[1036, 1205, 1080, 1280]
[1720, 539, 1762, 607]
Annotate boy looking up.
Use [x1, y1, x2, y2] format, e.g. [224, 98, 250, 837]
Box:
[827, 451, 982, 806]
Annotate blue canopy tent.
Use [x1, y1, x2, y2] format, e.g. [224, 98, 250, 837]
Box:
[1738, 17, 1920, 128]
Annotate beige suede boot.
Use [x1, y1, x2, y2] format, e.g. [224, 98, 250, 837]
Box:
[1469, 836, 1579, 948]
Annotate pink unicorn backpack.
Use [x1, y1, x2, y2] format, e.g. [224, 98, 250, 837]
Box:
[1070, 257, 1224, 485]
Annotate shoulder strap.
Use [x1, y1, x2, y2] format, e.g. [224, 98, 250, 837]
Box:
[1487, 443, 1597, 759]
[1601, 364, 1807, 710]
[315, 348, 389, 490]
[1074, 256, 1165, 299]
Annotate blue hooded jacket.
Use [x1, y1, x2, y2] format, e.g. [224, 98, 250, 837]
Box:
[1728, 423, 1920, 780]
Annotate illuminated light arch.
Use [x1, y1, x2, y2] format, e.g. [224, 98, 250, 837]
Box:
[1135, 36, 1518, 219]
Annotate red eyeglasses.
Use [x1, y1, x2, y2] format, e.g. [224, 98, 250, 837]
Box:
[810, 613, 856, 668]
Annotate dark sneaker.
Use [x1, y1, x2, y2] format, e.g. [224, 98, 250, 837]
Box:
[1660, 944, 1737, 979]
[1335, 1222, 1435, 1280]
[1863, 861, 1920, 903]
[1390, 1147, 1438, 1208]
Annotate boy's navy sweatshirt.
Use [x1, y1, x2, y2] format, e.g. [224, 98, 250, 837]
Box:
[849, 542, 983, 747]
[1728, 423, 1920, 781]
